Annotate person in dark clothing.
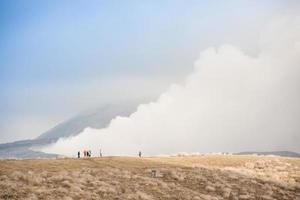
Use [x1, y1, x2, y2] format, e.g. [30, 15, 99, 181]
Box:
[78, 151, 80, 158]
[139, 151, 142, 158]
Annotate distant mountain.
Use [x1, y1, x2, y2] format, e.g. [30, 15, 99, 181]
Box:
[37, 101, 143, 140]
[235, 151, 300, 158]
[0, 100, 144, 159]
[0, 138, 58, 159]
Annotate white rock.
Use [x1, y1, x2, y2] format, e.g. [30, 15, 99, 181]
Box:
[205, 185, 216, 192]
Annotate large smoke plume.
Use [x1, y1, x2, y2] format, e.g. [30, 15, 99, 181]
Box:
[41, 15, 300, 156]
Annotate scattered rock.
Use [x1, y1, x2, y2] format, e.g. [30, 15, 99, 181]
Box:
[205, 185, 216, 192]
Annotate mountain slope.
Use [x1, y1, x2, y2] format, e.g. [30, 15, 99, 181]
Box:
[37, 101, 142, 140]
[0, 100, 144, 159]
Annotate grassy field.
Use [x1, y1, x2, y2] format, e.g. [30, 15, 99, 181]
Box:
[0, 155, 299, 200]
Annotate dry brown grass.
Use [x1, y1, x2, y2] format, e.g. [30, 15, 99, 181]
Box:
[0, 155, 299, 200]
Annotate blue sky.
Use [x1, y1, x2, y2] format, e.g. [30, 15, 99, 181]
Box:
[0, 0, 289, 142]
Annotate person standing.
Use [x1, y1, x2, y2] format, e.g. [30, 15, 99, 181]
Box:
[139, 151, 142, 158]
[78, 151, 80, 158]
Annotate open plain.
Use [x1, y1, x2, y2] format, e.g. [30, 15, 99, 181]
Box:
[0, 155, 299, 200]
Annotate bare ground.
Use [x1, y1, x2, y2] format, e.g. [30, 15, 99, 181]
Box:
[0, 155, 299, 200]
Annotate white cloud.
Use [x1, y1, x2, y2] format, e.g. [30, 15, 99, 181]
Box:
[41, 14, 300, 156]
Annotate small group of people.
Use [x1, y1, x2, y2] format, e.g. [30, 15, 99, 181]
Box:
[77, 150, 92, 158]
[77, 149, 142, 158]
[84, 150, 92, 157]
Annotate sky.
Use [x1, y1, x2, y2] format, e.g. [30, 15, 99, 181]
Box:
[0, 0, 298, 144]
